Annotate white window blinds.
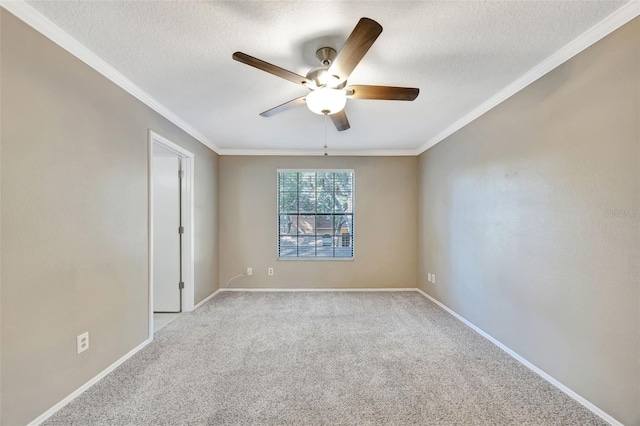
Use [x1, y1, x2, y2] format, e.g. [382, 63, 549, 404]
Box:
[278, 170, 354, 259]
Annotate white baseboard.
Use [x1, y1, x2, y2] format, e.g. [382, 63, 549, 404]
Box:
[29, 288, 220, 425]
[26, 288, 621, 426]
[192, 288, 222, 310]
[414, 288, 622, 426]
[27, 338, 151, 426]
[220, 287, 417, 292]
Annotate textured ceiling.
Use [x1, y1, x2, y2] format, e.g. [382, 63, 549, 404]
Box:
[26, 1, 627, 153]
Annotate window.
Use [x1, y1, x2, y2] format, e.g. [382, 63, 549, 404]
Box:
[278, 170, 354, 259]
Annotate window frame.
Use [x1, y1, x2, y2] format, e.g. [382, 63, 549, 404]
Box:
[276, 168, 355, 261]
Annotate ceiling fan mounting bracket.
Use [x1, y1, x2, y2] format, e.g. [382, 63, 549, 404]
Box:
[316, 47, 337, 66]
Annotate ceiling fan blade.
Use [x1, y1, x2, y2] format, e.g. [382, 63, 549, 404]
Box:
[330, 110, 350, 131]
[328, 18, 383, 83]
[259, 96, 307, 117]
[233, 52, 310, 86]
[347, 85, 419, 101]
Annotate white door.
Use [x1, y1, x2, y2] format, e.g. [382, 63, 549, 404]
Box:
[153, 156, 181, 312]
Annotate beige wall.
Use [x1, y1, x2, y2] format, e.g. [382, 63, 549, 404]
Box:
[0, 10, 219, 425]
[219, 156, 417, 289]
[417, 18, 639, 425]
[1, 4, 637, 425]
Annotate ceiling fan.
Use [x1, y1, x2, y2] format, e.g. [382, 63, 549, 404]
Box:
[232, 17, 419, 131]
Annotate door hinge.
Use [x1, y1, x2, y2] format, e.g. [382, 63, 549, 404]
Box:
[178, 226, 184, 234]
[178, 170, 184, 178]
[178, 281, 184, 290]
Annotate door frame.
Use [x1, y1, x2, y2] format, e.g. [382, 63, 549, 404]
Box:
[148, 130, 195, 340]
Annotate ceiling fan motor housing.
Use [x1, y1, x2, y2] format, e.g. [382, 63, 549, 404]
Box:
[306, 67, 346, 89]
[307, 48, 344, 88]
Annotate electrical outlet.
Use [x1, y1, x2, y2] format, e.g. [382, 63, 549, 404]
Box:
[77, 332, 89, 354]
[247, 267, 252, 276]
[432, 274, 436, 284]
[268, 267, 274, 276]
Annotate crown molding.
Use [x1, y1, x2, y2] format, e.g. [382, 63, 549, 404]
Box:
[416, 0, 640, 155]
[2, 0, 636, 158]
[217, 148, 419, 156]
[0, 0, 221, 154]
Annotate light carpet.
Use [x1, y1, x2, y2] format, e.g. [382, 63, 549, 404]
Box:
[44, 291, 606, 425]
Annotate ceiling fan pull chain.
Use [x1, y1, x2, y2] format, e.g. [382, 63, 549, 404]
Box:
[323, 113, 328, 156]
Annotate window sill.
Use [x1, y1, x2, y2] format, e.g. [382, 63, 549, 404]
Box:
[278, 257, 355, 261]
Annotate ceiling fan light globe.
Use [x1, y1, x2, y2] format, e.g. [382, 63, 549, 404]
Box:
[306, 88, 347, 115]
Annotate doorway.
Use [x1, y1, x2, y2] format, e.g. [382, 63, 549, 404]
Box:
[153, 155, 181, 313]
[148, 131, 195, 338]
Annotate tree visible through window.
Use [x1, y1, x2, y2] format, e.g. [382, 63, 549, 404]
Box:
[278, 170, 354, 259]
